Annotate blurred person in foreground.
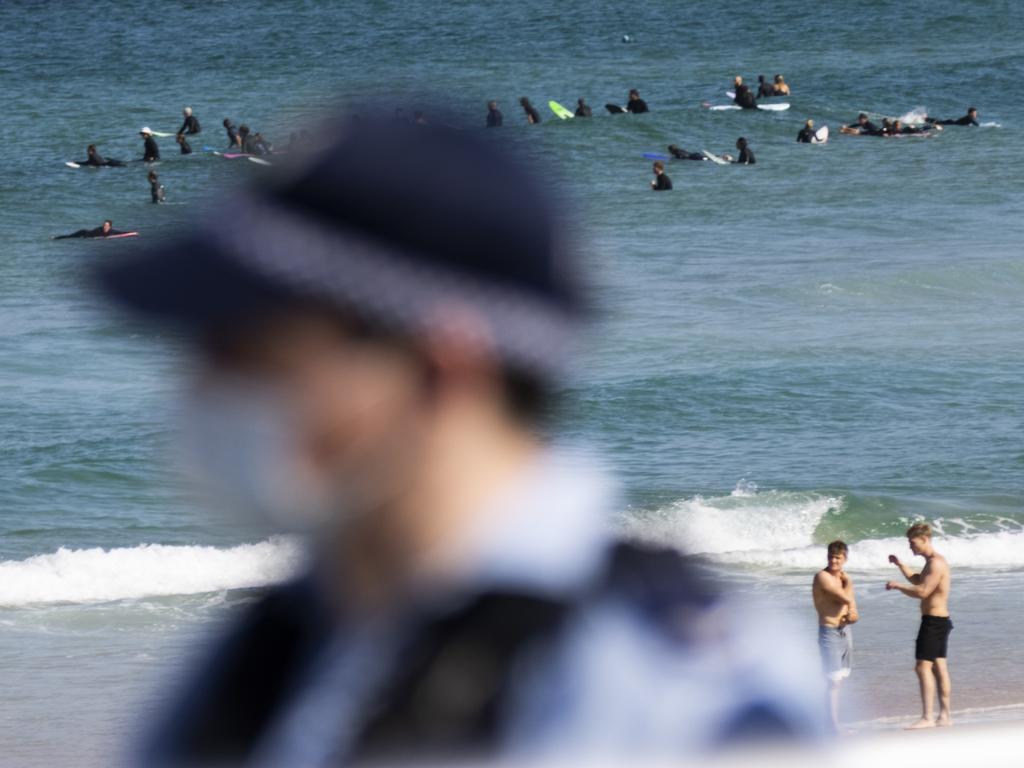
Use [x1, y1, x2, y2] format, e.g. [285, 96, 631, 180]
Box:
[96, 108, 827, 766]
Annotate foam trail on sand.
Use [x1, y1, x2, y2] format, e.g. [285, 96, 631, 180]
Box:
[0, 538, 304, 607]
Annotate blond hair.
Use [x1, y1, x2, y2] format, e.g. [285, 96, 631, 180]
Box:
[906, 522, 932, 539]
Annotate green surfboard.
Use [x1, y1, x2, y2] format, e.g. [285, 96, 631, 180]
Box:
[548, 100, 575, 120]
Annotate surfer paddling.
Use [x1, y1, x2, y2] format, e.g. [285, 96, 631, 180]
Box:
[840, 113, 882, 136]
[53, 220, 131, 239]
[926, 107, 979, 126]
[813, 541, 859, 733]
[887, 522, 954, 729]
[74, 145, 125, 167]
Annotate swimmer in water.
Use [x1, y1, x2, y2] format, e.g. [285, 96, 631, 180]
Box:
[178, 107, 201, 135]
[148, 170, 165, 204]
[52, 220, 129, 239]
[733, 136, 755, 164]
[575, 98, 592, 117]
[756, 75, 774, 99]
[176, 132, 193, 155]
[140, 128, 160, 162]
[519, 97, 542, 124]
[486, 100, 503, 128]
[796, 119, 816, 143]
[772, 74, 791, 96]
[926, 107, 979, 126]
[650, 160, 672, 191]
[626, 89, 649, 113]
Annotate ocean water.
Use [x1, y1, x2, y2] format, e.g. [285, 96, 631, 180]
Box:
[2, 0, 1022, 763]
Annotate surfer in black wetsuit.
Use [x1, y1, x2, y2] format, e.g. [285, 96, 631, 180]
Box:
[667, 145, 705, 161]
[756, 75, 774, 99]
[519, 97, 541, 125]
[148, 170, 165, 204]
[889, 119, 936, 136]
[626, 89, 649, 113]
[841, 113, 882, 136]
[734, 137, 755, 164]
[53, 220, 128, 239]
[734, 83, 758, 110]
[575, 98, 592, 117]
[926, 107, 979, 126]
[76, 145, 126, 167]
[796, 119, 816, 143]
[650, 160, 672, 191]
[140, 128, 160, 162]
[486, 101, 503, 127]
[238, 124, 255, 153]
[251, 133, 273, 155]
[223, 118, 240, 148]
[178, 107, 201, 135]
[176, 133, 193, 155]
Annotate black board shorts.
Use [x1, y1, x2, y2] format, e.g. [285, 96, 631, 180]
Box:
[916, 615, 953, 661]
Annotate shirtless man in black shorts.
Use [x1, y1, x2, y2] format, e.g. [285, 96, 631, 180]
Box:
[887, 522, 953, 729]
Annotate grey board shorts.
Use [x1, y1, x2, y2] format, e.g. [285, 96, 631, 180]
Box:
[818, 625, 852, 682]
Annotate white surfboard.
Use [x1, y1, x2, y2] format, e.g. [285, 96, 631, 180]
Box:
[248, 157, 273, 166]
[706, 102, 790, 112]
[65, 161, 81, 169]
[701, 150, 730, 165]
[811, 125, 829, 144]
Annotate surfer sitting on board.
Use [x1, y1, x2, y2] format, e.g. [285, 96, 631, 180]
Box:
[76, 145, 125, 167]
[52, 220, 130, 239]
[733, 137, 755, 164]
[733, 82, 757, 110]
[519, 97, 542, 124]
[626, 89, 649, 113]
[575, 98, 592, 117]
[178, 107, 201, 135]
[140, 127, 160, 162]
[840, 113, 882, 136]
[772, 74, 791, 96]
[756, 75, 774, 99]
[925, 107, 979, 127]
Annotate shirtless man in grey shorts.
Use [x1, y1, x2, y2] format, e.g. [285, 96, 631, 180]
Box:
[887, 522, 953, 728]
[812, 540, 859, 732]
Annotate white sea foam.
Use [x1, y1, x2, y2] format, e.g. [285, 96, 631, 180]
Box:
[622, 486, 1024, 572]
[0, 538, 304, 607]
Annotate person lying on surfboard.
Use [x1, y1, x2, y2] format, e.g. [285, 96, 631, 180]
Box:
[626, 89, 649, 113]
[883, 119, 939, 137]
[925, 107, 979, 127]
[840, 113, 883, 136]
[668, 145, 706, 161]
[52, 220, 131, 239]
[575, 98, 592, 117]
[74, 145, 126, 167]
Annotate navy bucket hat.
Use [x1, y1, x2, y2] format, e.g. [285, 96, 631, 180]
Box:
[96, 114, 587, 380]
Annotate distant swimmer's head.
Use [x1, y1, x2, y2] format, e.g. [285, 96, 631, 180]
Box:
[223, 118, 233, 127]
[184, 107, 193, 116]
[578, 97, 586, 105]
[488, 100, 498, 110]
[734, 75, 742, 85]
[140, 127, 153, 136]
[176, 133, 187, 144]
[102, 220, 112, 233]
[736, 137, 747, 149]
[652, 160, 664, 173]
[774, 74, 785, 83]
[758, 75, 766, 83]
[805, 119, 814, 128]
[88, 144, 97, 154]
[148, 170, 158, 182]
[967, 106, 978, 117]
[628, 89, 640, 99]
[239, 124, 250, 135]
[857, 113, 869, 123]
[519, 97, 531, 107]
[893, 119, 903, 129]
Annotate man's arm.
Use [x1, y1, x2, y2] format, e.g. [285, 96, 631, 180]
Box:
[887, 558, 944, 598]
[840, 574, 858, 624]
[888, 554, 921, 584]
[814, 572, 854, 606]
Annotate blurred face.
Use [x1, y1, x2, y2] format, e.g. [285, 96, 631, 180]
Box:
[189, 311, 431, 531]
[908, 535, 929, 555]
[102, 221, 112, 233]
[827, 551, 847, 574]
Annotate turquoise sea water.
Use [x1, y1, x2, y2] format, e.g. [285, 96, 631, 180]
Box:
[1, 1, 1022, 763]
